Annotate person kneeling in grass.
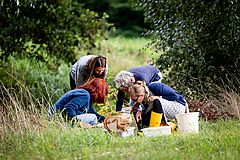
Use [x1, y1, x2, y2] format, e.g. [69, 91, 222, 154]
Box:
[48, 78, 108, 127]
[129, 81, 188, 130]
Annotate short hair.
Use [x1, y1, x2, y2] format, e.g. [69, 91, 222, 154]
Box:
[76, 78, 109, 103]
[114, 70, 135, 90]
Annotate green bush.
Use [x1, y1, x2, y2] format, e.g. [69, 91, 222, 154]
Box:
[133, 0, 240, 97]
[1, 55, 70, 110]
[0, 0, 113, 65]
[77, 0, 150, 37]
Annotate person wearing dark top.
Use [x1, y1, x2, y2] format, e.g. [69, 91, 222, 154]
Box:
[114, 65, 162, 112]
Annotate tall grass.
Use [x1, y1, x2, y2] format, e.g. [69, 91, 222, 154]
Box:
[203, 67, 240, 120]
[0, 80, 46, 135]
[1, 72, 240, 160]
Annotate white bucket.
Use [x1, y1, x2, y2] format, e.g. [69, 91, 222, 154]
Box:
[175, 112, 199, 133]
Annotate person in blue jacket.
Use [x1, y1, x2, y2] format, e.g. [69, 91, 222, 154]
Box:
[129, 81, 188, 130]
[114, 65, 162, 112]
[48, 78, 108, 126]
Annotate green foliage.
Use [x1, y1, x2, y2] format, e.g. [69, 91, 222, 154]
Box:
[77, 0, 150, 37]
[0, 0, 113, 64]
[133, 0, 240, 97]
[1, 56, 70, 109]
[97, 73, 118, 116]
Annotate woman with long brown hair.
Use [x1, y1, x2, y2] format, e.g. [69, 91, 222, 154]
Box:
[49, 78, 109, 126]
[70, 55, 108, 90]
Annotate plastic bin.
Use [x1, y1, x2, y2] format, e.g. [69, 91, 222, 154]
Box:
[121, 107, 131, 114]
[117, 127, 135, 137]
[141, 126, 171, 137]
[103, 127, 135, 137]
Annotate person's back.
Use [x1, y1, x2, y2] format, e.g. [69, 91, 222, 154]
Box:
[128, 65, 162, 84]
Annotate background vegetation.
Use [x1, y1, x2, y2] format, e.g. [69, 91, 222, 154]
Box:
[133, 0, 240, 97]
[1, 0, 113, 65]
[77, 0, 150, 37]
[1, 0, 240, 159]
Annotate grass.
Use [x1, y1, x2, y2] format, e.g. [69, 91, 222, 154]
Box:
[1, 80, 240, 160]
[1, 119, 239, 160]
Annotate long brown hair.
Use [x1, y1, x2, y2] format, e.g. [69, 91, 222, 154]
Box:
[84, 55, 107, 83]
[76, 78, 109, 104]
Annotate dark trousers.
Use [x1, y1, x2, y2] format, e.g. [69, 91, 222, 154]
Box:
[70, 73, 76, 90]
[134, 99, 165, 130]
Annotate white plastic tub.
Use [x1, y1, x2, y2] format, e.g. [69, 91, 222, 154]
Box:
[117, 127, 135, 137]
[175, 112, 199, 133]
[141, 126, 171, 137]
[121, 107, 131, 114]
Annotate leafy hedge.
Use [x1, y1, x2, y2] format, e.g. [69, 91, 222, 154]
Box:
[133, 0, 240, 97]
[0, 0, 113, 65]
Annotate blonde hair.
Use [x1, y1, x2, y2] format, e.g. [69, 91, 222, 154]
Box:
[114, 70, 135, 90]
[129, 81, 146, 97]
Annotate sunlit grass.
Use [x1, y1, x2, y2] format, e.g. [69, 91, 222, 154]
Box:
[1, 80, 239, 160]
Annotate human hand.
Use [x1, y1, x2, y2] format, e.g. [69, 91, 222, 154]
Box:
[130, 102, 139, 113]
[148, 96, 161, 102]
[136, 111, 142, 123]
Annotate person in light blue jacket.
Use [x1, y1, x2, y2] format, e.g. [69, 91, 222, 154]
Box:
[129, 81, 187, 130]
[49, 78, 108, 126]
[70, 55, 108, 89]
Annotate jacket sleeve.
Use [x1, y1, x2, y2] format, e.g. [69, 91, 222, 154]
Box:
[116, 89, 125, 112]
[76, 63, 86, 87]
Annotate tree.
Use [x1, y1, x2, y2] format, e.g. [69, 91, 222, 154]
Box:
[133, 0, 240, 97]
[0, 0, 113, 65]
[77, 0, 150, 37]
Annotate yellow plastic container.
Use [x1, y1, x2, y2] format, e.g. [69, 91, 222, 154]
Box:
[149, 111, 162, 127]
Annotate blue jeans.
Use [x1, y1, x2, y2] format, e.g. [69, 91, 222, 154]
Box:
[76, 113, 97, 125]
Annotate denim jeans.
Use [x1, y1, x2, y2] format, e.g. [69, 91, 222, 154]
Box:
[76, 113, 97, 125]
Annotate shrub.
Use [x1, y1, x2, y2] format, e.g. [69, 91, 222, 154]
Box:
[133, 0, 240, 97]
[0, 0, 113, 65]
